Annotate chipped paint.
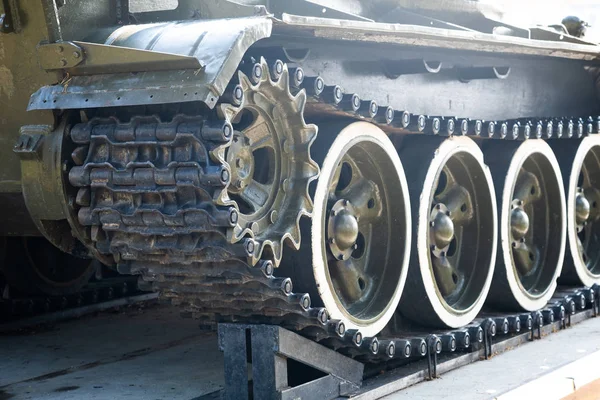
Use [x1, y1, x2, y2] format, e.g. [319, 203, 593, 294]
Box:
[0, 66, 15, 99]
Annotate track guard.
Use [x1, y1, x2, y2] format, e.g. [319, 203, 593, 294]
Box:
[28, 17, 272, 111]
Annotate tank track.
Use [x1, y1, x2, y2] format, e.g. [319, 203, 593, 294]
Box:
[66, 58, 600, 362]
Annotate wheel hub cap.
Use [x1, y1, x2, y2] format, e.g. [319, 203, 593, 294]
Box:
[227, 133, 255, 194]
[328, 199, 359, 260]
[575, 190, 590, 226]
[510, 204, 530, 240]
[431, 204, 455, 250]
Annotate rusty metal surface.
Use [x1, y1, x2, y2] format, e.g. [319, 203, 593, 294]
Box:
[28, 17, 273, 111]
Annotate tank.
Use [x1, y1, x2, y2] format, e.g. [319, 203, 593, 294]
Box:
[1, 0, 600, 356]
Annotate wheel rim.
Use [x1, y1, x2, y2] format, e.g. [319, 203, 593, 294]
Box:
[568, 136, 600, 285]
[312, 122, 411, 336]
[418, 137, 497, 327]
[501, 140, 565, 310]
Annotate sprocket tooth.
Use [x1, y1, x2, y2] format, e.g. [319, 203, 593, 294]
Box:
[276, 64, 291, 92]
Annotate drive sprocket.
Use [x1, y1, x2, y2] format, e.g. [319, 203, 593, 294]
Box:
[219, 58, 319, 266]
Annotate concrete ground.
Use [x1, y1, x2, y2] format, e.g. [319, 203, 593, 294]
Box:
[2, 303, 600, 400]
[0, 304, 222, 400]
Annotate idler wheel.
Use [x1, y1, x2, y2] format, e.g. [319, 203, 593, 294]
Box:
[484, 140, 566, 311]
[552, 136, 600, 286]
[397, 136, 497, 328]
[312, 122, 411, 336]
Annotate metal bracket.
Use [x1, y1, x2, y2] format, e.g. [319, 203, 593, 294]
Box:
[37, 41, 204, 74]
[482, 319, 494, 359]
[13, 129, 46, 161]
[211, 324, 363, 400]
[426, 335, 438, 379]
[37, 42, 85, 70]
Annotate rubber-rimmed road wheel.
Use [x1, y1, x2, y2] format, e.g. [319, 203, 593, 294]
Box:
[397, 136, 497, 328]
[484, 140, 566, 311]
[552, 136, 600, 287]
[312, 122, 411, 337]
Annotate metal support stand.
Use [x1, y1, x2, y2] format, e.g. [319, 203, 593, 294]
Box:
[426, 335, 438, 379]
[216, 324, 364, 400]
[482, 319, 494, 359]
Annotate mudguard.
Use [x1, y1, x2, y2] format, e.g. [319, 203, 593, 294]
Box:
[28, 16, 272, 111]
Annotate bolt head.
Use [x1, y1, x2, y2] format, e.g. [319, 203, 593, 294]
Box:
[229, 209, 238, 225]
[301, 294, 310, 309]
[318, 309, 328, 324]
[402, 112, 410, 126]
[334, 86, 342, 101]
[371, 340, 379, 354]
[388, 343, 395, 357]
[355, 332, 363, 345]
[222, 123, 233, 139]
[386, 107, 394, 122]
[316, 77, 324, 91]
[220, 169, 230, 184]
[282, 279, 292, 294]
[262, 261, 274, 277]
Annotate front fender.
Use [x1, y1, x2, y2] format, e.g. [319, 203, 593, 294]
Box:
[28, 16, 272, 111]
